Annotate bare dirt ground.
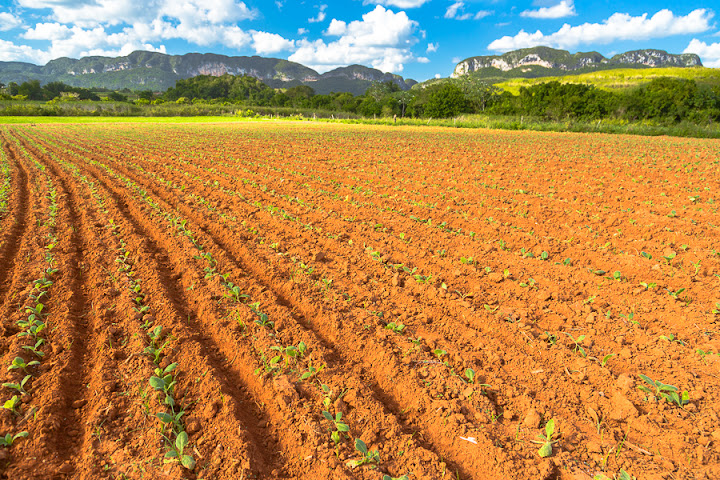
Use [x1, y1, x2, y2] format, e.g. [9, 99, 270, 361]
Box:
[0, 122, 718, 480]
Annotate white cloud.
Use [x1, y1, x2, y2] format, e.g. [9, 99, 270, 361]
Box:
[309, 4, 327, 23]
[684, 39, 720, 68]
[0, 12, 23, 31]
[417, 56, 429, 63]
[489, 8, 713, 51]
[251, 31, 295, 55]
[445, 2, 490, 21]
[298, 27, 308, 35]
[426, 42, 438, 53]
[520, 0, 576, 19]
[289, 5, 418, 73]
[434, 73, 441, 78]
[6, 0, 264, 64]
[363, 0, 430, 7]
[20, 0, 257, 28]
[445, 2, 463, 19]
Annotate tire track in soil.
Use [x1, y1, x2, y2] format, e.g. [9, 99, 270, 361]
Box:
[42, 140, 285, 478]
[0, 134, 31, 310]
[82, 136, 501, 480]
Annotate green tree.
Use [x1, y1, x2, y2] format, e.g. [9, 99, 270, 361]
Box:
[424, 83, 467, 118]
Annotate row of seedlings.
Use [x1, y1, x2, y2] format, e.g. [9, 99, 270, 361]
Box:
[1, 142, 59, 455]
[18, 128, 199, 472]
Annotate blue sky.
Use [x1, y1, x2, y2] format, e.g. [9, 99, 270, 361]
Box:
[0, 1, 719, 81]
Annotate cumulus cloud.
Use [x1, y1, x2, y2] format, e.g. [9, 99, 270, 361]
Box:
[445, 2, 491, 21]
[685, 39, 720, 68]
[5, 0, 267, 63]
[289, 5, 418, 73]
[426, 42, 438, 53]
[489, 8, 713, 51]
[298, 27, 308, 35]
[0, 12, 23, 31]
[363, 0, 430, 7]
[520, 1, 577, 19]
[251, 31, 295, 55]
[309, 5, 328, 23]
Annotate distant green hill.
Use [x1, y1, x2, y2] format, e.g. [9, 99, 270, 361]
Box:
[0, 51, 416, 96]
[494, 67, 720, 94]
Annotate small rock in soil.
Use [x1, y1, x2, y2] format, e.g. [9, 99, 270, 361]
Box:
[523, 408, 541, 428]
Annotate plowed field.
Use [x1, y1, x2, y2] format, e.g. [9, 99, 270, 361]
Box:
[0, 122, 719, 480]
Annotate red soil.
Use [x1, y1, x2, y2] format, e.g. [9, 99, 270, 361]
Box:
[0, 122, 719, 480]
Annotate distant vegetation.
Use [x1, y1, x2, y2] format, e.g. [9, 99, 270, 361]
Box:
[1, 71, 719, 136]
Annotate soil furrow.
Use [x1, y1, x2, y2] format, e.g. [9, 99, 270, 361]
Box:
[0, 134, 31, 309]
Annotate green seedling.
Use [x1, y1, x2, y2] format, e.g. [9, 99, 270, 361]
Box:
[2, 396, 21, 415]
[691, 260, 702, 276]
[668, 288, 686, 300]
[347, 438, 380, 468]
[662, 252, 676, 264]
[0, 431, 28, 447]
[163, 431, 195, 470]
[433, 349, 447, 359]
[612, 271, 622, 281]
[640, 251, 652, 260]
[157, 409, 186, 434]
[383, 476, 409, 480]
[563, 258, 572, 266]
[322, 410, 349, 444]
[299, 361, 324, 381]
[459, 256, 474, 265]
[564, 333, 587, 357]
[639, 282, 656, 291]
[385, 322, 405, 333]
[637, 374, 689, 407]
[464, 368, 476, 384]
[530, 418, 558, 458]
[543, 332, 558, 346]
[540, 251, 549, 261]
[659, 333, 685, 345]
[22, 338, 45, 358]
[712, 303, 720, 314]
[600, 354, 615, 367]
[17, 319, 46, 339]
[8, 356, 40, 373]
[2, 375, 31, 395]
[249, 302, 274, 329]
[150, 363, 178, 407]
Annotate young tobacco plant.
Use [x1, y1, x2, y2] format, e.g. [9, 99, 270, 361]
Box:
[564, 333, 587, 358]
[2, 375, 31, 395]
[347, 438, 380, 468]
[0, 431, 28, 447]
[531, 418, 559, 458]
[163, 430, 195, 470]
[322, 410, 349, 444]
[2, 396, 22, 415]
[637, 374, 689, 407]
[8, 356, 40, 373]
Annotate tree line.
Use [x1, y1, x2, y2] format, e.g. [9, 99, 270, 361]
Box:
[2, 74, 720, 124]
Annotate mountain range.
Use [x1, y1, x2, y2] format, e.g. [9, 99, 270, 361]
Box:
[0, 47, 707, 95]
[452, 47, 702, 80]
[0, 51, 416, 96]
